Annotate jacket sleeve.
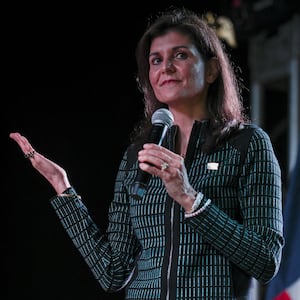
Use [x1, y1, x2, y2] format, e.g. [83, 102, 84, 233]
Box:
[185, 127, 284, 284]
[50, 147, 142, 292]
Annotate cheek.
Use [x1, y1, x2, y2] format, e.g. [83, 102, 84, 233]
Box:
[149, 72, 155, 87]
[149, 68, 158, 85]
[192, 63, 206, 87]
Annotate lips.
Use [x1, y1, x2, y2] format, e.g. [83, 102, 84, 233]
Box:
[161, 79, 180, 86]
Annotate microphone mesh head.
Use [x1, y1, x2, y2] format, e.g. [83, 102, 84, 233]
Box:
[151, 108, 174, 128]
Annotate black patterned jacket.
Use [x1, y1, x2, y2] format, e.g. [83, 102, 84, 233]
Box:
[51, 121, 284, 300]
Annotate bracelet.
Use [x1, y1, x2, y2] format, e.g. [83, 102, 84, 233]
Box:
[184, 199, 211, 218]
[58, 193, 82, 199]
[185, 192, 204, 214]
[192, 192, 204, 212]
[57, 191, 81, 199]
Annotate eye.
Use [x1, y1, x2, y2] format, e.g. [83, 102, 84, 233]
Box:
[175, 52, 188, 60]
[150, 56, 162, 65]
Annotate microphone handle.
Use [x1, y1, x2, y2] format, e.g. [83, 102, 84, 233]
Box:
[147, 123, 168, 145]
[131, 123, 168, 200]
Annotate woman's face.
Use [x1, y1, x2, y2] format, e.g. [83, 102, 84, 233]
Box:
[148, 30, 208, 107]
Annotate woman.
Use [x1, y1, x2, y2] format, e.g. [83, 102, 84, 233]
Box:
[10, 7, 284, 299]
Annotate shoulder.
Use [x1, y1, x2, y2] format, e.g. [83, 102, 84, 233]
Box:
[229, 123, 270, 145]
[228, 123, 274, 159]
[227, 123, 257, 149]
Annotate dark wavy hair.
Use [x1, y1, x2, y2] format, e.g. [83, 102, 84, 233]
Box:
[130, 7, 249, 151]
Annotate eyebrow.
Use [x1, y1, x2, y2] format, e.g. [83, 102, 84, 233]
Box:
[149, 45, 190, 58]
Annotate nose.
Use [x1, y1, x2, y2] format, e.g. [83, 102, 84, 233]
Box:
[162, 59, 175, 72]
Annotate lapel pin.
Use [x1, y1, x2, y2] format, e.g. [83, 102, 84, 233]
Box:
[207, 162, 219, 170]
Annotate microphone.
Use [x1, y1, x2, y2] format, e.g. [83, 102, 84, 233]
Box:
[131, 108, 174, 200]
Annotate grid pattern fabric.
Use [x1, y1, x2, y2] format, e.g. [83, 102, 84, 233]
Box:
[50, 122, 284, 299]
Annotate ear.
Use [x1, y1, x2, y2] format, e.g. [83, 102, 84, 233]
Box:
[206, 57, 219, 84]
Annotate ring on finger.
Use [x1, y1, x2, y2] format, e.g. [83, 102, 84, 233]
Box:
[24, 150, 36, 159]
[160, 161, 169, 171]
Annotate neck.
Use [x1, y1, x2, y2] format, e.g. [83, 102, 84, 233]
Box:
[168, 104, 207, 157]
[171, 113, 197, 158]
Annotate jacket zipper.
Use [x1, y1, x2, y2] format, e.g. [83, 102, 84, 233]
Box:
[166, 200, 175, 300]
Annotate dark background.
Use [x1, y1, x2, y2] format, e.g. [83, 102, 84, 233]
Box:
[4, 1, 298, 299]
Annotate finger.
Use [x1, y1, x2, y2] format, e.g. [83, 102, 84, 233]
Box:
[138, 152, 167, 169]
[10, 132, 35, 155]
[142, 143, 172, 153]
[143, 143, 182, 161]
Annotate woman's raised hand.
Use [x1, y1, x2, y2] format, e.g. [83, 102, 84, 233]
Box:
[10, 132, 71, 194]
